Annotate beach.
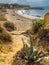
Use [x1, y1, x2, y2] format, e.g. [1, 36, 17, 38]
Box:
[15, 10, 43, 19]
[5, 9, 39, 33]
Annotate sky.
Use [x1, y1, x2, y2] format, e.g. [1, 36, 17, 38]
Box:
[0, 0, 49, 7]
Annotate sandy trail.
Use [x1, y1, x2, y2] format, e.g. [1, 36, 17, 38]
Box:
[5, 34, 29, 65]
[1, 9, 31, 65]
[0, 9, 39, 65]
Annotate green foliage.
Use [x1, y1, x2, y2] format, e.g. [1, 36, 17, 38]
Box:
[22, 38, 29, 59]
[33, 20, 45, 33]
[22, 33, 34, 61]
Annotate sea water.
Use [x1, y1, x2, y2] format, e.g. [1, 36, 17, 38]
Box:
[21, 9, 49, 18]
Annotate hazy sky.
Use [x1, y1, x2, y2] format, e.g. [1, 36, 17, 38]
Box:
[0, 0, 49, 6]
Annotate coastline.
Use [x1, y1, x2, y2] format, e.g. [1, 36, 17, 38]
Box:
[0, 9, 48, 65]
[5, 9, 44, 32]
[5, 9, 33, 31]
[15, 10, 43, 20]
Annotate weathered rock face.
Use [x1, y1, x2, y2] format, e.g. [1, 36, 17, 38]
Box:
[44, 12, 49, 29]
[44, 12, 49, 22]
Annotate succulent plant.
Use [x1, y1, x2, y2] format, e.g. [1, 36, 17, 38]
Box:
[12, 33, 49, 65]
[22, 33, 48, 64]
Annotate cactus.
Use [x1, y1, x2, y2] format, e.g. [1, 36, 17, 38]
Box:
[13, 33, 49, 65]
[28, 33, 34, 59]
[22, 33, 48, 64]
[22, 38, 29, 59]
[22, 33, 36, 61]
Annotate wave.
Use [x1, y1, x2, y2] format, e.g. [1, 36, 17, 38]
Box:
[15, 10, 43, 19]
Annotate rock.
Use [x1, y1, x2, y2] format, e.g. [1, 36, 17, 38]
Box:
[44, 12, 49, 22]
[44, 12, 49, 29]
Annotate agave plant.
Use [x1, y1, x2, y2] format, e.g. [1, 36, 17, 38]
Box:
[22, 33, 48, 64]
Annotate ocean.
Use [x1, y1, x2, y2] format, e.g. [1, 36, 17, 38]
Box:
[21, 6, 49, 18]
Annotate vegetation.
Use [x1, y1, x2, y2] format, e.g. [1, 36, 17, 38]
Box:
[3, 22, 17, 32]
[31, 17, 49, 51]
[0, 32, 12, 44]
[0, 26, 12, 44]
[33, 20, 45, 33]
[37, 27, 49, 51]
[21, 33, 48, 64]
[12, 33, 48, 65]
[38, 27, 49, 42]
[0, 26, 4, 33]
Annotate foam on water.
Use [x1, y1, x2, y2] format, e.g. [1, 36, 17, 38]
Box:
[15, 10, 43, 19]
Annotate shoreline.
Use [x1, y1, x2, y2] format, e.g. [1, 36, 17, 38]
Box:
[5, 9, 43, 32]
[5, 9, 33, 31]
[15, 10, 43, 20]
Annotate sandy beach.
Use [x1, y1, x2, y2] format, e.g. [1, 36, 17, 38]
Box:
[5, 9, 39, 32]
[6, 9, 31, 31]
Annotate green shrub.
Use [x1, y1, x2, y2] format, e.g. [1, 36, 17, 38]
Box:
[3, 22, 17, 32]
[33, 20, 45, 33]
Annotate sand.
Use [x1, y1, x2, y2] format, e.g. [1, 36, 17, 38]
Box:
[0, 8, 49, 65]
[0, 9, 35, 65]
[4, 9, 49, 65]
[5, 9, 39, 32]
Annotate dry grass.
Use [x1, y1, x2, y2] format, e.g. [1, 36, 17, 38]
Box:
[0, 32, 12, 44]
[3, 21, 17, 32]
[0, 23, 12, 44]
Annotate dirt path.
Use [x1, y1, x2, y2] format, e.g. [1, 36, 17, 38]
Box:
[0, 9, 38, 65]
[5, 34, 29, 65]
